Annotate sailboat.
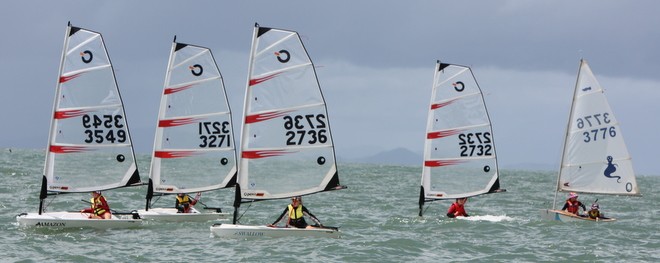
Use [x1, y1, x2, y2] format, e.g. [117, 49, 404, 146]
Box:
[210, 23, 345, 238]
[418, 61, 504, 217]
[542, 59, 639, 222]
[16, 23, 142, 229]
[138, 38, 236, 222]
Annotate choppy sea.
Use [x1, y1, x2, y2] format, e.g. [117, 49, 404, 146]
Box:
[1, 148, 658, 262]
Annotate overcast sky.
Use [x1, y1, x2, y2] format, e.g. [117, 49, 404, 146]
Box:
[2, 1, 659, 175]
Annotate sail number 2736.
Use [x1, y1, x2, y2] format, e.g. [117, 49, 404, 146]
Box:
[284, 114, 327, 145]
[458, 132, 493, 157]
[82, 114, 126, 143]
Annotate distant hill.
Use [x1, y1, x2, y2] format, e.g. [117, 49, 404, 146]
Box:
[340, 147, 558, 171]
[349, 147, 422, 166]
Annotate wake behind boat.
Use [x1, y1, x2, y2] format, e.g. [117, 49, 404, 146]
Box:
[418, 61, 504, 217]
[16, 23, 143, 229]
[542, 59, 640, 222]
[138, 39, 236, 222]
[210, 24, 345, 238]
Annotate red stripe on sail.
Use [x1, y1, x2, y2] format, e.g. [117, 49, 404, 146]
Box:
[245, 110, 292, 124]
[164, 84, 195, 95]
[424, 160, 464, 167]
[242, 150, 294, 159]
[427, 129, 463, 139]
[431, 99, 458, 110]
[154, 150, 199, 158]
[54, 109, 88, 119]
[249, 72, 282, 86]
[49, 145, 91, 153]
[59, 73, 84, 83]
[158, 117, 200, 127]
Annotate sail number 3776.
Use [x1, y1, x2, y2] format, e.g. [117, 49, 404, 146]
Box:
[576, 113, 617, 143]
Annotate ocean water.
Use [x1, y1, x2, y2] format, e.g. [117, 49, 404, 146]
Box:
[1, 148, 659, 262]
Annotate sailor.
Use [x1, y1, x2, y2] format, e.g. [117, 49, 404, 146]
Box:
[446, 197, 469, 218]
[81, 191, 112, 219]
[587, 203, 605, 219]
[268, 196, 323, 229]
[175, 193, 200, 213]
[561, 192, 586, 215]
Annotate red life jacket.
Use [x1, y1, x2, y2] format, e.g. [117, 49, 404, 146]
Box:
[566, 200, 581, 214]
[448, 202, 467, 217]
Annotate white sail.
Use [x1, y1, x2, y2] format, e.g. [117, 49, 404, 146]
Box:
[17, 23, 142, 229]
[556, 59, 638, 195]
[419, 61, 501, 212]
[45, 24, 140, 193]
[148, 41, 237, 196]
[238, 25, 342, 201]
[212, 24, 343, 238]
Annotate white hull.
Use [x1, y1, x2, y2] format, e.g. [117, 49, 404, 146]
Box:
[541, 209, 616, 222]
[138, 207, 229, 222]
[210, 224, 341, 239]
[16, 211, 142, 229]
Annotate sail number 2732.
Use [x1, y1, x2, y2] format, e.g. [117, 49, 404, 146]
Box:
[82, 114, 126, 143]
[458, 132, 493, 157]
[284, 114, 327, 145]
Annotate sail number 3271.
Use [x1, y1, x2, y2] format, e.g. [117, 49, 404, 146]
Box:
[82, 114, 126, 143]
[458, 132, 493, 157]
[284, 114, 327, 145]
[199, 121, 231, 148]
[576, 113, 617, 143]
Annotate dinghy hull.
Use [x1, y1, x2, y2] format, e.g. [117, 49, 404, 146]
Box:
[138, 208, 229, 222]
[210, 223, 340, 238]
[16, 211, 142, 229]
[541, 209, 616, 222]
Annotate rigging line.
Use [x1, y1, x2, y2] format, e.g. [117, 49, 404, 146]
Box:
[149, 195, 162, 208]
[235, 201, 253, 223]
[43, 194, 58, 212]
[422, 204, 432, 216]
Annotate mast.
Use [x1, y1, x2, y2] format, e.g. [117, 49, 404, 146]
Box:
[418, 60, 442, 216]
[552, 59, 584, 209]
[40, 23, 73, 214]
[146, 38, 177, 211]
[232, 23, 261, 224]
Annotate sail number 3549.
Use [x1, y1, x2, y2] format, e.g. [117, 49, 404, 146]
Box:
[284, 114, 328, 145]
[458, 132, 493, 157]
[82, 114, 126, 143]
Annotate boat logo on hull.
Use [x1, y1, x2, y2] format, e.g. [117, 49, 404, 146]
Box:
[35, 222, 66, 227]
[603, 156, 621, 183]
[234, 231, 264, 236]
[275, 50, 290, 63]
[81, 50, 93, 63]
